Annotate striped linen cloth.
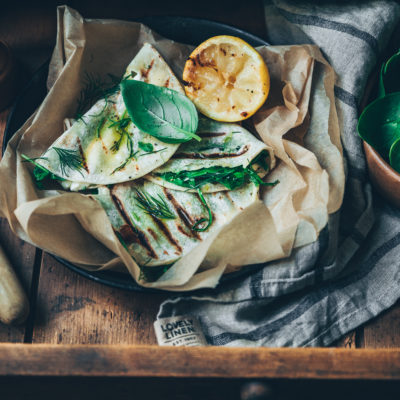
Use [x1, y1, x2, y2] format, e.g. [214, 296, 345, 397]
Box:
[157, 0, 400, 346]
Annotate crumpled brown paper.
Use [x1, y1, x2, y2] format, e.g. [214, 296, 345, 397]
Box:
[0, 6, 344, 291]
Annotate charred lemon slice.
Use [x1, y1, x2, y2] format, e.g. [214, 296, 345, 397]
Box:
[182, 35, 270, 122]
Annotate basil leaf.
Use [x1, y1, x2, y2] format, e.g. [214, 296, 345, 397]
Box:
[378, 50, 400, 98]
[358, 92, 400, 160]
[121, 80, 201, 143]
[389, 138, 400, 173]
[138, 142, 154, 152]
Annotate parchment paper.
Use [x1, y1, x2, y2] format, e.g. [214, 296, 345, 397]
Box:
[0, 6, 344, 291]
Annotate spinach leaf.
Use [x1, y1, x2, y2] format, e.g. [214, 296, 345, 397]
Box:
[389, 138, 400, 173]
[21, 154, 65, 189]
[378, 50, 400, 98]
[358, 92, 400, 160]
[157, 162, 277, 191]
[121, 80, 201, 143]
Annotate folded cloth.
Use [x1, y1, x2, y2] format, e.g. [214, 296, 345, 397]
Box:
[157, 0, 400, 346]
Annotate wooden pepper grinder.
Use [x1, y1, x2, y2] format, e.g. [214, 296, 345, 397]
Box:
[0, 40, 19, 112]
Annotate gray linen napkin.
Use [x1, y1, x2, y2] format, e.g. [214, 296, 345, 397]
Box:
[157, 0, 400, 347]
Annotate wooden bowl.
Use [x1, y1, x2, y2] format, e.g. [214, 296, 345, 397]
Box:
[363, 141, 400, 207]
[360, 45, 400, 209]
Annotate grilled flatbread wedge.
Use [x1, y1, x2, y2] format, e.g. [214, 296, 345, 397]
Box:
[147, 117, 275, 193]
[95, 179, 259, 267]
[36, 43, 184, 190]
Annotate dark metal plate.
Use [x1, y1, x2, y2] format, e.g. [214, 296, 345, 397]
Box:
[3, 16, 268, 292]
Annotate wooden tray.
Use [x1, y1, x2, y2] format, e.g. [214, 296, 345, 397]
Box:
[1, 2, 400, 398]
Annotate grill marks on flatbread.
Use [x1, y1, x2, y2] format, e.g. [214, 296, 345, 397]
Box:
[147, 118, 275, 193]
[95, 179, 259, 266]
[36, 43, 184, 189]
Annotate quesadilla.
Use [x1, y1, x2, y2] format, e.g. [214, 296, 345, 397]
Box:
[94, 179, 259, 267]
[35, 43, 184, 190]
[147, 117, 275, 193]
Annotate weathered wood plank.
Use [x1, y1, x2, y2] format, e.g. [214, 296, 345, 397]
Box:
[332, 331, 357, 348]
[358, 301, 400, 348]
[1, 344, 400, 379]
[32, 253, 169, 344]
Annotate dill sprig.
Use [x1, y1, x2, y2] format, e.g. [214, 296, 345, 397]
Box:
[134, 190, 176, 220]
[75, 72, 134, 123]
[192, 188, 212, 232]
[76, 72, 106, 122]
[109, 115, 133, 153]
[110, 134, 124, 153]
[111, 150, 139, 174]
[108, 116, 131, 132]
[53, 147, 85, 177]
[108, 113, 138, 174]
[97, 116, 106, 138]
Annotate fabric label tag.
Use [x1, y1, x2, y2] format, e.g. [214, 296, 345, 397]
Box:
[154, 315, 207, 346]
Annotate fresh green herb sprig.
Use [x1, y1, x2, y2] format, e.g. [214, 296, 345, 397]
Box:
[97, 116, 106, 138]
[158, 150, 275, 191]
[134, 190, 176, 220]
[108, 117, 131, 131]
[111, 151, 139, 175]
[53, 147, 85, 177]
[76, 72, 106, 121]
[192, 188, 212, 232]
[76, 72, 133, 123]
[157, 165, 277, 191]
[138, 147, 167, 157]
[109, 116, 133, 153]
[137, 142, 167, 157]
[158, 166, 243, 190]
[21, 154, 65, 189]
[108, 113, 138, 174]
[156, 151, 277, 232]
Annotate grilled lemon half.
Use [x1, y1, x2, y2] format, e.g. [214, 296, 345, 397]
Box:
[182, 35, 270, 122]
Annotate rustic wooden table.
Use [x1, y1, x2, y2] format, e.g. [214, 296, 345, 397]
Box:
[1, 2, 400, 399]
